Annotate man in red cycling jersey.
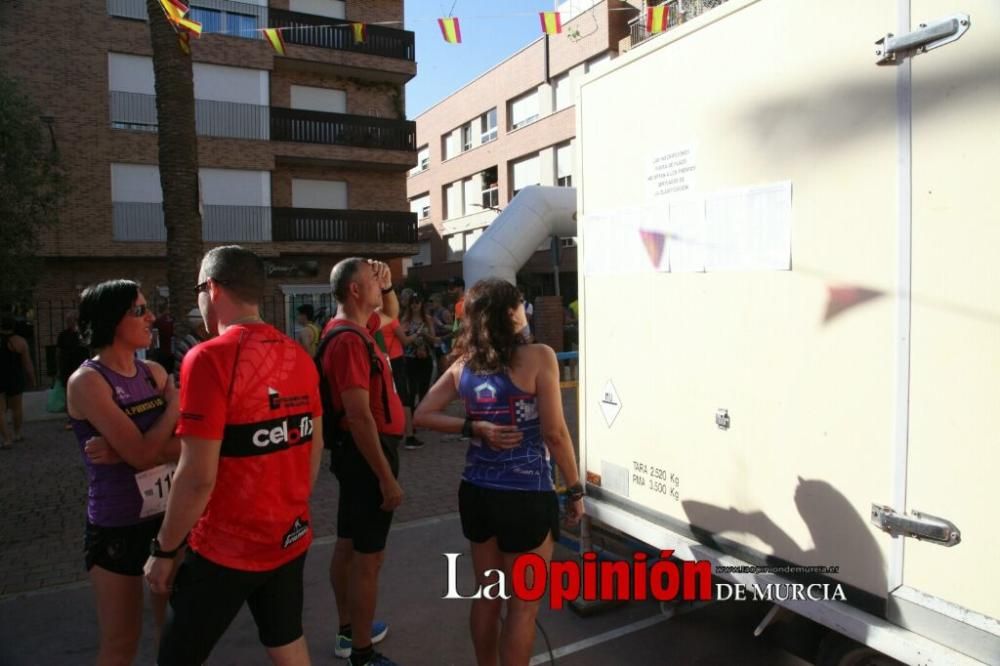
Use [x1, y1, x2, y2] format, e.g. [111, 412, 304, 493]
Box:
[319, 258, 403, 666]
[146, 245, 324, 665]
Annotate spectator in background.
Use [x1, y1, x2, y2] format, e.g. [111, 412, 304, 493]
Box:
[0, 314, 35, 448]
[447, 277, 465, 334]
[172, 308, 209, 376]
[57, 312, 90, 429]
[397, 294, 438, 450]
[152, 307, 175, 374]
[296, 303, 321, 357]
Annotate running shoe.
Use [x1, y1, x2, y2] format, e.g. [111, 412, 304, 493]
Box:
[403, 436, 425, 450]
[353, 652, 398, 666]
[335, 621, 389, 658]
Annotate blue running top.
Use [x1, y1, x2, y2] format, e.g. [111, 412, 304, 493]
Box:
[458, 366, 553, 492]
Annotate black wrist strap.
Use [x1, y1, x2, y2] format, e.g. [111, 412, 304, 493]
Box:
[564, 482, 584, 501]
[461, 418, 475, 438]
[381, 286, 394, 295]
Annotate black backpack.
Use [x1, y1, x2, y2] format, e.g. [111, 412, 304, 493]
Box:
[314, 326, 392, 452]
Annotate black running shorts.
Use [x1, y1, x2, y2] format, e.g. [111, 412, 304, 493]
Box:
[459, 481, 560, 553]
[157, 550, 307, 665]
[84, 517, 163, 576]
[333, 434, 400, 554]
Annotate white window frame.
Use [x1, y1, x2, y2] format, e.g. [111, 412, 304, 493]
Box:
[480, 108, 497, 143]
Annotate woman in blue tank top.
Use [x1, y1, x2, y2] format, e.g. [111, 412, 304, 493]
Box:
[415, 278, 584, 666]
[66, 280, 181, 666]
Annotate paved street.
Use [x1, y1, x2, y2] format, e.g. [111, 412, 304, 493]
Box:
[0, 389, 807, 664]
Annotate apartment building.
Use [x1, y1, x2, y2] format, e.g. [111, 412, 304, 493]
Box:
[405, 0, 633, 292]
[0, 0, 417, 333]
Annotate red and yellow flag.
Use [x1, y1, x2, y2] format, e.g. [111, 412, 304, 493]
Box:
[158, 0, 185, 22]
[539, 11, 562, 35]
[264, 28, 286, 55]
[176, 15, 202, 36]
[437, 17, 461, 44]
[177, 32, 191, 55]
[646, 5, 668, 34]
[351, 22, 366, 44]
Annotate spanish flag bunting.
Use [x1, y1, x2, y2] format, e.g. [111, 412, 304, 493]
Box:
[351, 22, 366, 44]
[539, 11, 562, 35]
[264, 28, 286, 55]
[646, 5, 668, 34]
[158, 0, 185, 22]
[177, 32, 191, 55]
[438, 17, 461, 44]
[176, 15, 202, 37]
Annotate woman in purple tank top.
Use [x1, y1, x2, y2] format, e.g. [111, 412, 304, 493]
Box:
[415, 278, 584, 666]
[66, 280, 181, 666]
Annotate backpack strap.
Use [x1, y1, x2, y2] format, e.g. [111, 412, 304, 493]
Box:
[314, 325, 392, 443]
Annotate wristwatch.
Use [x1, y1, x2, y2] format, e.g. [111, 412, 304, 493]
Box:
[149, 536, 185, 559]
[563, 482, 585, 502]
[461, 418, 476, 438]
[381, 286, 394, 295]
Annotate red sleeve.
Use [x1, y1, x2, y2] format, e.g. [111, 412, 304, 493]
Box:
[324, 333, 372, 396]
[176, 344, 228, 440]
[366, 312, 380, 335]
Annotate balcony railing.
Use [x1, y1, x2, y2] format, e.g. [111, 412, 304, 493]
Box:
[268, 9, 415, 61]
[108, 0, 266, 36]
[272, 208, 417, 244]
[110, 91, 270, 140]
[112, 202, 272, 242]
[628, 0, 728, 49]
[113, 203, 417, 245]
[108, 0, 415, 61]
[270, 107, 416, 151]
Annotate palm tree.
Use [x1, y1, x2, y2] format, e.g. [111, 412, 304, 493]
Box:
[146, 0, 202, 336]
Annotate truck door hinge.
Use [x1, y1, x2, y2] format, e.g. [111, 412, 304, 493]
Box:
[875, 14, 971, 65]
[871, 505, 961, 547]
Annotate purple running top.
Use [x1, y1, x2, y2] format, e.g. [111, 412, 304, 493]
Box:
[70, 359, 167, 526]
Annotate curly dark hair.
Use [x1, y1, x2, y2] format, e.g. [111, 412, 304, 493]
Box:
[450, 278, 527, 373]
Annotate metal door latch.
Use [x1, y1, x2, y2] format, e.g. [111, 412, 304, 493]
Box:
[715, 408, 730, 430]
[875, 14, 971, 65]
[871, 505, 961, 547]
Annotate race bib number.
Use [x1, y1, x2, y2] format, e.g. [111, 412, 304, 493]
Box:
[135, 463, 177, 518]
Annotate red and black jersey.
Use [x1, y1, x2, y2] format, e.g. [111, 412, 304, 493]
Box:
[177, 322, 322, 572]
[321, 313, 405, 436]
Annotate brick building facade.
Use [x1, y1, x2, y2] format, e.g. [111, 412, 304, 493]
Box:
[0, 0, 417, 361]
[405, 0, 634, 299]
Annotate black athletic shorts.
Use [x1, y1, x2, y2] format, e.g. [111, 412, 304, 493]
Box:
[333, 434, 401, 554]
[459, 481, 560, 553]
[84, 517, 163, 576]
[157, 549, 307, 665]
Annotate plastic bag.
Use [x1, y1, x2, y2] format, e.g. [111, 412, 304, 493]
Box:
[46, 379, 66, 413]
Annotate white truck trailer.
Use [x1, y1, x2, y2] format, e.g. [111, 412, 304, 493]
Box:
[574, 1, 999, 664]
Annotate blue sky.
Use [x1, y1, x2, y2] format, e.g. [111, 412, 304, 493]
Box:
[404, 1, 562, 117]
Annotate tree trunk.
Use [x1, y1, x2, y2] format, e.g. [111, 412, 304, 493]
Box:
[146, 0, 202, 337]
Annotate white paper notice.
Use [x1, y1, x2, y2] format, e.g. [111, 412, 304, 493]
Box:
[704, 181, 791, 272]
[667, 197, 706, 273]
[647, 146, 697, 202]
[646, 146, 698, 203]
[583, 210, 652, 276]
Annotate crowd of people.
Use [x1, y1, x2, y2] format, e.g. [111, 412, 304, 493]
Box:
[60, 245, 583, 666]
